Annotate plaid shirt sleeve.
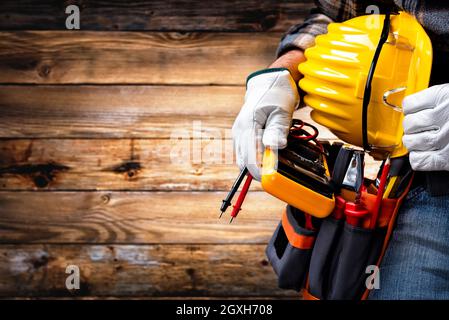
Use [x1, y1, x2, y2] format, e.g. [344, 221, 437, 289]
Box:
[276, 0, 350, 57]
[276, 0, 392, 57]
[277, 0, 449, 56]
[276, 10, 334, 57]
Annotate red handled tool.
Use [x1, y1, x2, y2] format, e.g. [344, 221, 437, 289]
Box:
[332, 196, 346, 220]
[345, 202, 370, 227]
[369, 157, 391, 229]
[342, 151, 371, 227]
[304, 213, 315, 230]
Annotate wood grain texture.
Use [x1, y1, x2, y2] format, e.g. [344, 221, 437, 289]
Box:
[0, 138, 244, 190]
[0, 85, 244, 138]
[0, 191, 283, 244]
[0, 0, 312, 32]
[0, 0, 375, 299]
[0, 137, 380, 190]
[0, 32, 280, 85]
[0, 244, 296, 297]
[0, 85, 336, 139]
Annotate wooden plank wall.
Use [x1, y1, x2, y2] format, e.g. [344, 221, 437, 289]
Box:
[0, 0, 379, 298]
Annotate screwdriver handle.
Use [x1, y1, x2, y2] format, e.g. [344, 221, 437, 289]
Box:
[369, 159, 390, 229]
[345, 202, 370, 227]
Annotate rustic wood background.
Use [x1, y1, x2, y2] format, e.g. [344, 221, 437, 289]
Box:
[0, 0, 379, 298]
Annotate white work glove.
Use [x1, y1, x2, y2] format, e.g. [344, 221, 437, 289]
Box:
[402, 84, 449, 171]
[232, 68, 299, 181]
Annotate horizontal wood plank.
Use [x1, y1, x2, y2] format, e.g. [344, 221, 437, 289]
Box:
[0, 244, 296, 297]
[0, 85, 336, 139]
[0, 32, 280, 85]
[0, 138, 244, 190]
[0, 191, 283, 244]
[0, 138, 380, 191]
[0, 85, 245, 138]
[0, 0, 312, 32]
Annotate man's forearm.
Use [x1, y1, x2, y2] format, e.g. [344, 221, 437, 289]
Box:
[269, 49, 305, 83]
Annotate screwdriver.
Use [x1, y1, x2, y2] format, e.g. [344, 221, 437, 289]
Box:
[219, 167, 248, 218]
[229, 173, 253, 223]
[369, 157, 390, 229]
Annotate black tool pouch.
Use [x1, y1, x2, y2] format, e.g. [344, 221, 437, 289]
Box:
[307, 217, 344, 299]
[325, 223, 386, 299]
[266, 205, 319, 291]
[304, 189, 403, 300]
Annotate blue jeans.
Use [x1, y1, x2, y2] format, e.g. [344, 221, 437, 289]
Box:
[369, 186, 449, 299]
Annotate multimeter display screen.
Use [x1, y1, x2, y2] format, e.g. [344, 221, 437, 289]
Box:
[277, 139, 334, 198]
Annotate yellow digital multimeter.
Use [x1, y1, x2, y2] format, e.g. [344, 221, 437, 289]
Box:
[261, 125, 335, 218]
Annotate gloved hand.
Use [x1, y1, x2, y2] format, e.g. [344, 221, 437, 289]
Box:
[402, 84, 449, 171]
[232, 68, 299, 180]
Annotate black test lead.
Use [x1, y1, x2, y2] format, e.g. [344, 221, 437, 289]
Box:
[219, 167, 248, 218]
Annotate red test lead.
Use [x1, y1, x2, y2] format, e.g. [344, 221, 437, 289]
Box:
[219, 167, 248, 218]
[229, 173, 253, 223]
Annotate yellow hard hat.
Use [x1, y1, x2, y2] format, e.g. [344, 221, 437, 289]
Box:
[298, 11, 432, 158]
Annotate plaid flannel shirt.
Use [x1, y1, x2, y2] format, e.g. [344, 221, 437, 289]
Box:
[277, 0, 449, 57]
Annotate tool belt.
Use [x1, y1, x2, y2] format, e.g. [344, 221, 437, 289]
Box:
[265, 140, 414, 300]
[221, 122, 413, 299]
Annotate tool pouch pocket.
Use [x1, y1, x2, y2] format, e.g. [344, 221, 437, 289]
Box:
[266, 205, 318, 291]
[307, 192, 398, 300]
[307, 217, 344, 299]
[325, 223, 386, 300]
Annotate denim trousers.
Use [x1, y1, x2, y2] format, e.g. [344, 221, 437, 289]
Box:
[369, 186, 449, 299]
